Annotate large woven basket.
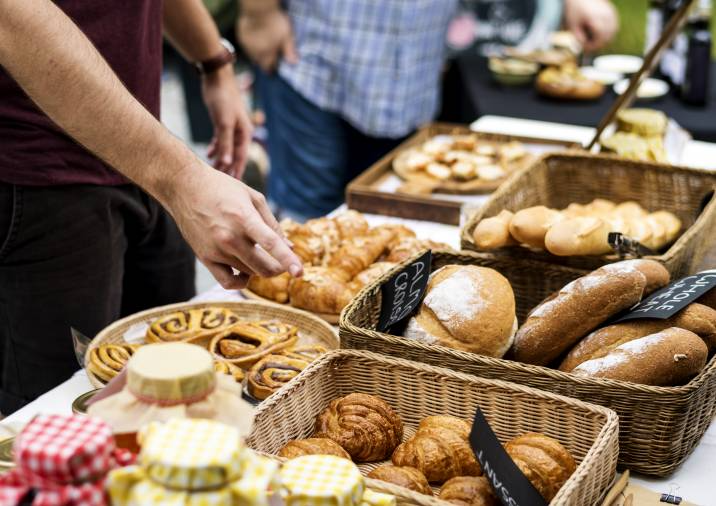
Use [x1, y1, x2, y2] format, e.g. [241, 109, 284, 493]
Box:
[84, 300, 338, 388]
[460, 152, 716, 277]
[339, 251, 716, 476]
[247, 350, 619, 506]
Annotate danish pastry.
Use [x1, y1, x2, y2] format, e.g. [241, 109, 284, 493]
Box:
[209, 321, 297, 367]
[87, 343, 141, 383]
[247, 354, 310, 400]
[146, 307, 239, 347]
[279, 344, 327, 363]
[392, 415, 480, 483]
[367, 465, 433, 496]
[314, 393, 403, 462]
[439, 476, 498, 506]
[278, 438, 351, 460]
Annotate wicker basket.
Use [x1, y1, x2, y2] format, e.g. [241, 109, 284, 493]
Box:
[84, 300, 339, 388]
[247, 350, 619, 506]
[339, 250, 716, 476]
[460, 152, 716, 277]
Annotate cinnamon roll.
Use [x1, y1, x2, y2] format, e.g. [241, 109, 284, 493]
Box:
[247, 355, 310, 400]
[210, 321, 298, 368]
[213, 360, 245, 383]
[280, 344, 327, 363]
[87, 343, 141, 383]
[146, 307, 239, 347]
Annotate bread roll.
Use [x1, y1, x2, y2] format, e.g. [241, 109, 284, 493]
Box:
[544, 216, 611, 256]
[649, 211, 682, 247]
[367, 465, 433, 496]
[560, 303, 716, 371]
[403, 265, 517, 358]
[508, 206, 563, 249]
[613, 201, 648, 220]
[571, 328, 708, 385]
[472, 210, 516, 250]
[563, 199, 616, 218]
[504, 433, 576, 502]
[278, 438, 351, 460]
[512, 260, 669, 366]
[439, 476, 498, 506]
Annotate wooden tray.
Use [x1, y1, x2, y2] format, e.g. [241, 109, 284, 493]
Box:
[346, 122, 581, 225]
[84, 300, 339, 388]
[240, 288, 340, 325]
[248, 350, 619, 506]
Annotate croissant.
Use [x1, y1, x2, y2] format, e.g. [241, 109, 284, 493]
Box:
[439, 476, 498, 506]
[213, 360, 245, 383]
[314, 393, 403, 462]
[87, 343, 141, 383]
[386, 238, 453, 263]
[280, 344, 327, 363]
[367, 465, 433, 496]
[333, 210, 370, 239]
[288, 267, 354, 314]
[392, 416, 480, 483]
[504, 433, 576, 501]
[247, 354, 310, 400]
[247, 273, 291, 303]
[146, 307, 239, 347]
[328, 229, 394, 280]
[349, 262, 397, 293]
[372, 224, 417, 250]
[289, 217, 341, 264]
[278, 438, 351, 460]
[209, 321, 297, 367]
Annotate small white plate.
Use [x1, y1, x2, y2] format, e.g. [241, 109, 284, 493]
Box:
[594, 54, 644, 75]
[580, 66, 623, 85]
[613, 78, 669, 100]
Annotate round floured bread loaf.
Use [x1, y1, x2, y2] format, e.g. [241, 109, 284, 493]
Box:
[512, 259, 670, 366]
[571, 327, 708, 385]
[403, 265, 517, 357]
[560, 302, 716, 372]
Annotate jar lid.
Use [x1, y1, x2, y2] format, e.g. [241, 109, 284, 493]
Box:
[72, 388, 102, 415]
[127, 343, 215, 405]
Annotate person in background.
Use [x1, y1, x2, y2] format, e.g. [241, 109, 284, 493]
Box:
[0, 0, 302, 414]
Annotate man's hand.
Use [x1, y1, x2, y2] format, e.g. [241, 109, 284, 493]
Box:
[202, 65, 253, 179]
[564, 0, 619, 52]
[238, 8, 298, 73]
[170, 164, 302, 289]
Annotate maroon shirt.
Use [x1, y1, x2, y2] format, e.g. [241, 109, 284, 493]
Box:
[0, 0, 163, 186]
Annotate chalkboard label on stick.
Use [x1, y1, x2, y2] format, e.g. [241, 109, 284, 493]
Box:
[615, 269, 716, 323]
[377, 250, 432, 333]
[470, 407, 548, 506]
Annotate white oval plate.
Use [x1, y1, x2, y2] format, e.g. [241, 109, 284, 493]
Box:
[580, 66, 623, 85]
[594, 54, 644, 75]
[613, 78, 669, 100]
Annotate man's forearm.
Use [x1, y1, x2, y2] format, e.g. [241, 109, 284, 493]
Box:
[240, 0, 281, 17]
[163, 0, 225, 62]
[0, 0, 201, 206]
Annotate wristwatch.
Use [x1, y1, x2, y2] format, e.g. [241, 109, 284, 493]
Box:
[194, 38, 237, 75]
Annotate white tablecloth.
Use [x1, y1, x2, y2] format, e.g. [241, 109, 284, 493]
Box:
[4, 116, 715, 505]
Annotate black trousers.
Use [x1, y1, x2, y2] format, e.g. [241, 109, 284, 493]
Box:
[0, 183, 195, 414]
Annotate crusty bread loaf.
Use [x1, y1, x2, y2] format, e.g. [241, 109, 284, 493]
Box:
[560, 303, 716, 372]
[512, 260, 669, 366]
[571, 327, 708, 385]
[699, 288, 716, 312]
[544, 216, 612, 256]
[472, 210, 516, 250]
[404, 265, 517, 357]
[508, 206, 563, 249]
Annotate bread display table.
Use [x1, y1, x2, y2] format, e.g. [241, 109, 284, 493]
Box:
[2, 117, 715, 504]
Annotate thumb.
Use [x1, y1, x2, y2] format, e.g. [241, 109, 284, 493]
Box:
[282, 35, 298, 65]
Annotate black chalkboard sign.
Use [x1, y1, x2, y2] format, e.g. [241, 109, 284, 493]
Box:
[377, 250, 432, 333]
[470, 407, 548, 506]
[615, 269, 716, 323]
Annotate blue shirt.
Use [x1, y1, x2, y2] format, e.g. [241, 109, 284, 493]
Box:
[279, 0, 459, 139]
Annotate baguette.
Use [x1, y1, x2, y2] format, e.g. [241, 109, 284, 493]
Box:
[508, 206, 563, 249]
[472, 210, 516, 250]
[571, 328, 708, 385]
[560, 303, 716, 372]
[512, 260, 669, 366]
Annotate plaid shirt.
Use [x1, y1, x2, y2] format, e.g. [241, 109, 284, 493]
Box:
[279, 0, 458, 138]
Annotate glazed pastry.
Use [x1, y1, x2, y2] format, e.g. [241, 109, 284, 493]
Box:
[571, 328, 708, 385]
[247, 273, 291, 303]
[87, 343, 141, 383]
[560, 303, 716, 372]
[512, 260, 669, 366]
[386, 238, 453, 263]
[278, 438, 351, 460]
[213, 360, 245, 383]
[328, 229, 394, 280]
[367, 465, 433, 496]
[509, 206, 563, 249]
[404, 265, 517, 358]
[280, 344, 327, 363]
[504, 433, 576, 502]
[472, 210, 516, 250]
[247, 354, 310, 400]
[314, 393, 403, 462]
[146, 308, 240, 347]
[392, 416, 480, 483]
[349, 262, 397, 292]
[288, 267, 354, 315]
[334, 210, 370, 239]
[439, 476, 498, 506]
[209, 321, 298, 367]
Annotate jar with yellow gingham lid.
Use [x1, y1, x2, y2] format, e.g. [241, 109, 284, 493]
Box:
[106, 418, 279, 505]
[279, 455, 396, 506]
